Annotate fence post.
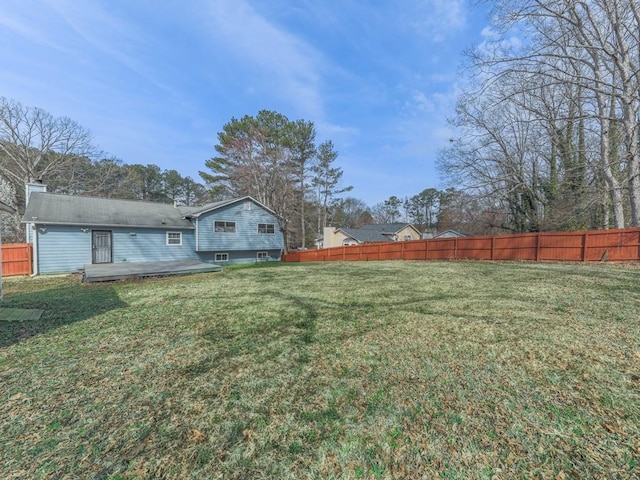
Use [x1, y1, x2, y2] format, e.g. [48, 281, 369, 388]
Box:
[401, 241, 405, 260]
[536, 233, 541, 262]
[582, 233, 588, 262]
[490, 236, 495, 261]
[378, 243, 381, 261]
[424, 239, 429, 260]
[454, 237, 458, 260]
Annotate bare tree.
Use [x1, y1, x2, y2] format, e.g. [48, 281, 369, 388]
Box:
[444, 0, 640, 228]
[0, 176, 20, 243]
[0, 97, 95, 207]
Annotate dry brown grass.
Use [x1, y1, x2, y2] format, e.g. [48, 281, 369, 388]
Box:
[1, 261, 638, 479]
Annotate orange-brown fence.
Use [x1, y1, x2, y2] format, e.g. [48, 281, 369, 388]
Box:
[283, 228, 640, 264]
[1, 243, 32, 276]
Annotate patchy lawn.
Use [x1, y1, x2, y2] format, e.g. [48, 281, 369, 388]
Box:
[0, 261, 639, 479]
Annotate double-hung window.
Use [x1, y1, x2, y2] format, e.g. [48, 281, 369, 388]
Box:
[167, 232, 182, 245]
[257, 223, 275, 234]
[214, 221, 236, 233]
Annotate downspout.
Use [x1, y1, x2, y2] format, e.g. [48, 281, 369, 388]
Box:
[195, 217, 199, 254]
[31, 224, 39, 276]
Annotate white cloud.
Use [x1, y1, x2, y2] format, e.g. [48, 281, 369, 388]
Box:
[409, 0, 467, 42]
[203, 0, 327, 121]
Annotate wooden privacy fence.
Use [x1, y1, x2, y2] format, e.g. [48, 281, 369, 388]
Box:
[1, 243, 33, 276]
[283, 228, 640, 264]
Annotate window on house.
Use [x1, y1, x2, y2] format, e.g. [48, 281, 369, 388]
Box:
[215, 253, 229, 262]
[244, 201, 251, 210]
[214, 221, 236, 233]
[404, 235, 412, 241]
[167, 232, 182, 245]
[257, 223, 275, 234]
[257, 251, 268, 261]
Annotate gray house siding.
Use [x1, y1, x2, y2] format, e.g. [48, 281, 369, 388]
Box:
[196, 200, 283, 259]
[36, 225, 197, 274]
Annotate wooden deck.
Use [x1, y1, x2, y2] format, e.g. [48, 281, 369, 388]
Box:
[83, 259, 223, 283]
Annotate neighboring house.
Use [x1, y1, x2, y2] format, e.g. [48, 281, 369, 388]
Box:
[22, 184, 284, 275]
[433, 229, 467, 239]
[322, 223, 422, 248]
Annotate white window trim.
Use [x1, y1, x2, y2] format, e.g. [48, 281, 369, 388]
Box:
[257, 251, 268, 261]
[215, 252, 229, 262]
[166, 231, 182, 246]
[257, 223, 275, 234]
[214, 221, 236, 233]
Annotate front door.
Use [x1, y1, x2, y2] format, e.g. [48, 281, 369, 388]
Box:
[92, 230, 113, 264]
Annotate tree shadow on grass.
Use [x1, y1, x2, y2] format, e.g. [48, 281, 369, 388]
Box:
[0, 283, 128, 348]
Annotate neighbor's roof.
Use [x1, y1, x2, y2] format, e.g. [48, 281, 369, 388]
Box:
[339, 223, 419, 243]
[23, 192, 194, 229]
[433, 229, 467, 238]
[358, 223, 417, 234]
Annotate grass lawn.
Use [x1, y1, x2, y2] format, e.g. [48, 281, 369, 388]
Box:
[1, 261, 639, 479]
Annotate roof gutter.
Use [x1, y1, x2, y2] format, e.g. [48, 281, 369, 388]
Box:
[19, 221, 195, 230]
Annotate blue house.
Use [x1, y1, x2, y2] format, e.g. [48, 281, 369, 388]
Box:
[22, 184, 284, 275]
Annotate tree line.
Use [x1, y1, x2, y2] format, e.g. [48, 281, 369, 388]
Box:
[0, 97, 211, 242]
[0, 99, 355, 247]
[438, 0, 640, 232]
[0, 94, 536, 248]
[328, 188, 495, 237]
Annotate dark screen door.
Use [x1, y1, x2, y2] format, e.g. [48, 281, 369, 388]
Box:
[92, 230, 113, 264]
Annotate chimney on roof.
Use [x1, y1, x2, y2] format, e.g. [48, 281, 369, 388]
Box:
[25, 182, 47, 207]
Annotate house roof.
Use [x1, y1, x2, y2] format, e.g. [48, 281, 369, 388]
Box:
[339, 223, 419, 243]
[23, 192, 195, 229]
[182, 196, 277, 218]
[23, 193, 279, 229]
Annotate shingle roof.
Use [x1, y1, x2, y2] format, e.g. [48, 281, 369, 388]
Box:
[339, 223, 417, 243]
[23, 193, 194, 229]
[357, 223, 413, 233]
[180, 196, 277, 217]
[433, 229, 467, 238]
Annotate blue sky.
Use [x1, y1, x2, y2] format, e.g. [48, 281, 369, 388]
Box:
[0, 0, 492, 205]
